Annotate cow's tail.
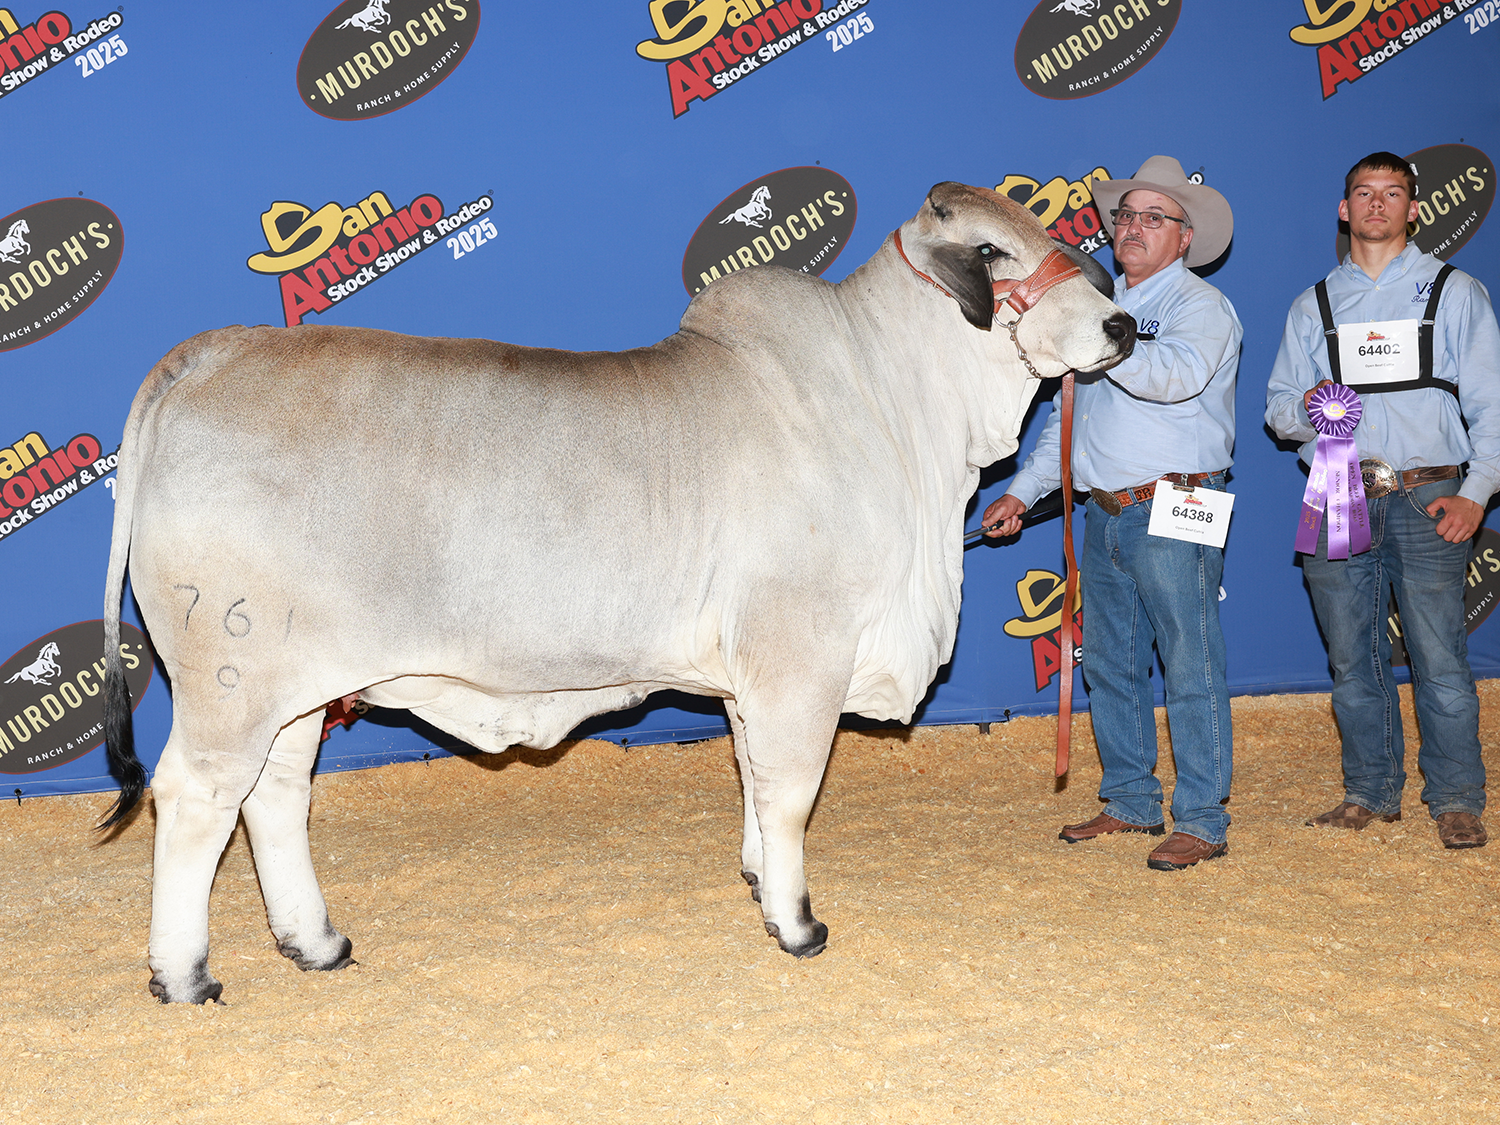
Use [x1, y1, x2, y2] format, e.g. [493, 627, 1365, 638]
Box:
[99, 610, 145, 831]
[98, 338, 202, 830]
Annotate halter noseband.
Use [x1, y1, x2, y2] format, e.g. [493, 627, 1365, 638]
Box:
[891, 228, 1082, 324]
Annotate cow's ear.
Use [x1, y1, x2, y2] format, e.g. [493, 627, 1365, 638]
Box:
[926, 243, 993, 330]
[1051, 238, 1114, 296]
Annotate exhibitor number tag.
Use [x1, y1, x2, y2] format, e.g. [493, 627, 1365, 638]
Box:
[1146, 481, 1234, 548]
[1337, 318, 1419, 386]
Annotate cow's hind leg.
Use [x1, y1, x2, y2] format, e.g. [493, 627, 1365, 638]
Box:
[732, 680, 843, 958]
[725, 700, 764, 903]
[240, 710, 354, 974]
[147, 718, 276, 1004]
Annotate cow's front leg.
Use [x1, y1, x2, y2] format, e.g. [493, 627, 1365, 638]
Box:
[146, 724, 269, 1003]
[733, 684, 840, 958]
[725, 700, 763, 902]
[241, 710, 354, 974]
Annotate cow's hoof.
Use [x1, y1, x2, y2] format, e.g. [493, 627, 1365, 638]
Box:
[148, 963, 224, 1005]
[741, 870, 762, 903]
[764, 895, 828, 957]
[765, 918, 828, 958]
[278, 931, 355, 972]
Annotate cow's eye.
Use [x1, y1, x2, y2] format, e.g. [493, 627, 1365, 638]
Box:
[976, 244, 1008, 261]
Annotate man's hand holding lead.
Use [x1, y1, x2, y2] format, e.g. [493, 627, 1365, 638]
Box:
[981, 494, 1027, 538]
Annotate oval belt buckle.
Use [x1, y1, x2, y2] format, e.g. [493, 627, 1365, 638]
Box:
[1089, 488, 1123, 516]
[1361, 458, 1397, 498]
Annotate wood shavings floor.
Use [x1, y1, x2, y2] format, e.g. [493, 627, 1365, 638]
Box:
[0, 686, 1495, 1124]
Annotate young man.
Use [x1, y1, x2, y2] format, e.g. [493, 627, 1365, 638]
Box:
[984, 156, 1241, 869]
[1265, 151, 1500, 849]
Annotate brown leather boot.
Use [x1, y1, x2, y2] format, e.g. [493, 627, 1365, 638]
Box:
[1146, 832, 1228, 871]
[1436, 811, 1487, 849]
[1305, 801, 1400, 829]
[1058, 813, 1165, 843]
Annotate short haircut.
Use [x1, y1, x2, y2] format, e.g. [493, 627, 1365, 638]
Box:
[1344, 152, 1416, 199]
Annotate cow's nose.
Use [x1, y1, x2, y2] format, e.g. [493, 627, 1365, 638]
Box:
[1104, 311, 1136, 351]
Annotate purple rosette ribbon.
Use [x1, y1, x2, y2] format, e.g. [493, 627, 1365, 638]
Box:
[1295, 383, 1371, 559]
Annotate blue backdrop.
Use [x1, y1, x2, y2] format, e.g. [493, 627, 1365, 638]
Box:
[2, 0, 1497, 796]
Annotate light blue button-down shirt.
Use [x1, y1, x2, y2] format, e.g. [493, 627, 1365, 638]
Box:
[1007, 257, 1242, 505]
[1264, 242, 1500, 508]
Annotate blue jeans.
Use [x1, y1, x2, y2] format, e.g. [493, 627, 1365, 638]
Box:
[1302, 476, 1485, 819]
[1080, 473, 1233, 844]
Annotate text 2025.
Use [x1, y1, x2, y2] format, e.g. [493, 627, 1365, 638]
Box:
[448, 219, 499, 260]
[75, 35, 128, 77]
[826, 12, 874, 51]
[1464, 0, 1499, 31]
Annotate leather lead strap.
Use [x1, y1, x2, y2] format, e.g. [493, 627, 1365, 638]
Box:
[1056, 372, 1077, 778]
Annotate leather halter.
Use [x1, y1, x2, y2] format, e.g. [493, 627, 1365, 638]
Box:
[1054, 377, 1078, 780]
[892, 228, 1082, 326]
[894, 225, 1083, 778]
[992, 247, 1084, 321]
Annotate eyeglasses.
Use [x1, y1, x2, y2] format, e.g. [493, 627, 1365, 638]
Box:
[1110, 208, 1187, 230]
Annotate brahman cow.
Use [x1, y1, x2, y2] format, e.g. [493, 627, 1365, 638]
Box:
[102, 183, 1133, 1003]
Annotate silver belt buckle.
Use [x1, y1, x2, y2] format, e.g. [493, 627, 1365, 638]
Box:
[1361, 458, 1397, 498]
[1089, 488, 1122, 516]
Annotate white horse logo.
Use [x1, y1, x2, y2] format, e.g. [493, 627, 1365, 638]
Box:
[5, 642, 62, 687]
[1051, 0, 1098, 14]
[0, 219, 30, 265]
[720, 186, 774, 229]
[338, 0, 392, 33]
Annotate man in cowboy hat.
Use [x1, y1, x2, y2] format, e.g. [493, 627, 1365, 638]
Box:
[1266, 151, 1500, 850]
[984, 155, 1242, 870]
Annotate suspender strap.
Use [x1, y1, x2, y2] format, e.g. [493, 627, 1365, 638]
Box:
[1314, 280, 1342, 384]
[1418, 263, 1458, 396]
[1314, 266, 1458, 398]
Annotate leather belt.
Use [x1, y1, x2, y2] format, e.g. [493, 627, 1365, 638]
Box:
[1359, 460, 1458, 499]
[1088, 472, 1223, 517]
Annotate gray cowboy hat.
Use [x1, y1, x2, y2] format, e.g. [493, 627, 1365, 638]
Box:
[1091, 155, 1233, 268]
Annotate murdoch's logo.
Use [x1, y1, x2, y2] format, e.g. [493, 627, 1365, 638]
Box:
[296, 0, 480, 120]
[0, 198, 122, 352]
[1013, 0, 1180, 100]
[0, 621, 154, 774]
[681, 167, 856, 295]
[1405, 144, 1493, 261]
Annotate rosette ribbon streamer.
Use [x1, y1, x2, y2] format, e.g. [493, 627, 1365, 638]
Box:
[1295, 383, 1371, 559]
